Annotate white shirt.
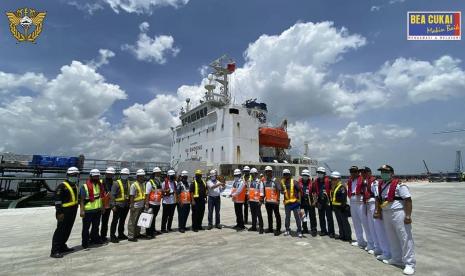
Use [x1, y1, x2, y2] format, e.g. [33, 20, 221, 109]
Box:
[380, 181, 411, 210]
[350, 179, 364, 203]
[367, 179, 377, 203]
[207, 179, 223, 197]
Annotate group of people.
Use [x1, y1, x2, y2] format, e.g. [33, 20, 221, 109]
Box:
[50, 164, 415, 275]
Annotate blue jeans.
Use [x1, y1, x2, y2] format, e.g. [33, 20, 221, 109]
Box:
[208, 196, 221, 226]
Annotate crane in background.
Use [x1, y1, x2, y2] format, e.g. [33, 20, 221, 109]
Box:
[432, 128, 464, 181]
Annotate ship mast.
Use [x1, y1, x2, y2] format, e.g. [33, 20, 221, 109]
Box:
[208, 55, 235, 104]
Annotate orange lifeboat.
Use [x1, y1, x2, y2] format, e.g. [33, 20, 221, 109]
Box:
[259, 128, 290, 148]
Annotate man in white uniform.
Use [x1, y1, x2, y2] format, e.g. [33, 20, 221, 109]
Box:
[376, 165, 416, 275]
[347, 166, 371, 249]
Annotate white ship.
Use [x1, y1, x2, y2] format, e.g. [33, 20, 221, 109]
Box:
[170, 55, 318, 178]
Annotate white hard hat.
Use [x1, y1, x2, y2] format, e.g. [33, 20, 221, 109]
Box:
[167, 170, 176, 176]
[233, 169, 241, 175]
[136, 169, 146, 176]
[67, 167, 79, 174]
[181, 170, 188, 176]
[120, 168, 130, 175]
[330, 171, 341, 179]
[265, 166, 273, 171]
[210, 169, 217, 176]
[153, 167, 161, 173]
[283, 169, 291, 174]
[242, 166, 250, 172]
[317, 167, 326, 173]
[301, 169, 310, 176]
[105, 167, 116, 174]
[250, 168, 258, 174]
[90, 169, 100, 176]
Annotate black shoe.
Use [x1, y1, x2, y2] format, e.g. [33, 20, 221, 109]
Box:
[111, 237, 119, 243]
[319, 232, 328, 236]
[179, 229, 185, 233]
[259, 229, 264, 234]
[184, 227, 190, 231]
[82, 244, 89, 250]
[61, 246, 74, 253]
[128, 238, 138, 242]
[168, 229, 173, 232]
[215, 225, 222, 229]
[146, 235, 155, 240]
[232, 225, 240, 230]
[155, 230, 162, 235]
[274, 230, 281, 236]
[199, 227, 205, 231]
[334, 235, 341, 240]
[193, 229, 198, 232]
[311, 231, 317, 237]
[329, 233, 336, 239]
[161, 229, 168, 233]
[207, 225, 213, 230]
[265, 228, 274, 233]
[302, 229, 309, 234]
[117, 235, 128, 240]
[50, 252, 63, 258]
[248, 227, 257, 232]
[101, 237, 108, 242]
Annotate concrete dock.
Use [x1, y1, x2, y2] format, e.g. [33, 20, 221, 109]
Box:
[0, 182, 464, 276]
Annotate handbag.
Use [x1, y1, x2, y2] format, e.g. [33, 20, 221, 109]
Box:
[137, 211, 154, 228]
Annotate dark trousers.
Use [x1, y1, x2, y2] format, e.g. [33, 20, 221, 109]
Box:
[191, 197, 206, 230]
[82, 211, 101, 247]
[100, 208, 111, 238]
[177, 203, 190, 230]
[208, 196, 221, 226]
[265, 203, 281, 231]
[110, 205, 129, 238]
[244, 199, 249, 224]
[51, 206, 77, 253]
[146, 204, 161, 236]
[161, 203, 176, 231]
[250, 201, 263, 230]
[318, 203, 335, 234]
[234, 203, 245, 228]
[301, 201, 317, 233]
[334, 206, 352, 240]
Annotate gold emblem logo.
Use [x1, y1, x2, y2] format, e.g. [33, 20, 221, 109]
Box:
[6, 8, 46, 43]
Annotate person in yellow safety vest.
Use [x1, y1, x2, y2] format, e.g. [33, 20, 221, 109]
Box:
[50, 167, 80, 258]
[109, 168, 130, 243]
[190, 169, 207, 232]
[330, 171, 352, 242]
[145, 167, 163, 238]
[242, 166, 251, 225]
[127, 169, 146, 242]
[231, 169, 247, 231]
[247, 168, 264, 234]
[281, 169, 302, 238]
[177, 170, 191, 233]
[80, 169, 105, 249]
[100, 167, 115, 243]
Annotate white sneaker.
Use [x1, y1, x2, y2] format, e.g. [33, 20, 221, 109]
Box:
[403, 265, 415, 275]
[284, 231, 290, 236]
[367, 249, 375, 255]
[376, 255, 389, 261]
[298, 232, 303, 238]
[351, 241, 359, 247]
[383, 259, 402, 266]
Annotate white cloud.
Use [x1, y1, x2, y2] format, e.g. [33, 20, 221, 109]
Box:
[88, 49, 116, 69]
[370, 6, 380, 12]
[68, 1, 104, 15]
[122, 22, 180, 64]
[0, 72, 47, 95]
[104, 0, 189, 14]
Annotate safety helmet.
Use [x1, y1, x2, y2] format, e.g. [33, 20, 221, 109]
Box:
[167, 170, 176, 176]
[330, 171, 341, 179]
[181, 170, 188, 176]
[264, 166, 273, 171]
[136, 169, 146, 176]
[90, 169, 100, 176]
[283, 169, 291, 175]
[195, 169, 202, 175]
[120, 168, 130, 175]
[242, 166, 250, 172]
[301, 169, 310, 176]
[105, 167, 116, 174]
[317, 167, 326, 173]
[250, 168, 258, 174]
[153, 167, 161, 173]
[67, 167, 79, 175]
[209, 169, 217, 176]
[233, 169, 241, 175]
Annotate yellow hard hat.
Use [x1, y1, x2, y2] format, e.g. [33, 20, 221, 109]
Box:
[195, 169, 202, 175]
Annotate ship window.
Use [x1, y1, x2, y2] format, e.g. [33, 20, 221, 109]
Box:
[196, 111, 200, 119]
[229, 108, 239, 114]
[237, 122, 240, 127]
[193, 128, 195, 133]
[203, 107, 207, 116]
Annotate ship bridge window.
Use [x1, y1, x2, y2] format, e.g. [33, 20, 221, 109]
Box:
[229, 108, 239, 114]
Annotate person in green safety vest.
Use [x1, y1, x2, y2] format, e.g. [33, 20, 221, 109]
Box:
[330, 171, 352, 242]
[128, 169, 147, 242]
[79, 169, 105, 249]
[110, 168, 130, 243]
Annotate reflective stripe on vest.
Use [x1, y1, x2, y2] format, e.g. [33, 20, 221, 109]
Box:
[232, 180, 246, 203]
[133, 181, 144, 202]
[62, 181, 78, 207]
[281, 179, 298, 205]
[331, 182, 343, 206]
[193, 179, 205, 198]
[115, 179, 127, 202]
[83, 183, 102, 211]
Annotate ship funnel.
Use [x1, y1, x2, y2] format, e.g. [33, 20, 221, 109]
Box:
[186, 98, 191, 112]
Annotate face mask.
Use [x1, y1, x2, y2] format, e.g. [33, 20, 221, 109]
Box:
[317, 173, 324, 178]
[169, 175, 175, 181]
[182, 176, 188, 182]
[68, 176, 78, 183]
[302, 176, 309, 181]
[106, 175, 114, 180]
[120, 175, 128, 180]
[234, 175, 240, 180]
[381, 172, 391, 182]
[211, 176, 216, 181]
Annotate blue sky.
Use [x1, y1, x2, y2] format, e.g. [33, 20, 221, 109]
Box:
[0, 0, 464, 174]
